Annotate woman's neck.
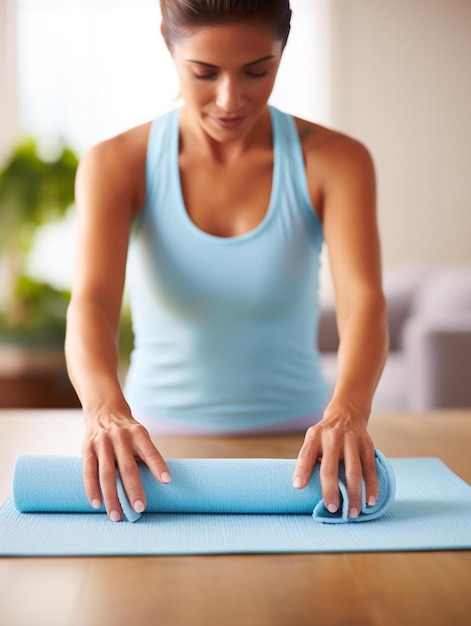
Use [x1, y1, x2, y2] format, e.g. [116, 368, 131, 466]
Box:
[178, 105, 273, 165]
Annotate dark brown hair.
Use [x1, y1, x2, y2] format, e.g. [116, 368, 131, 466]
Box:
[160, 0, 292, 48]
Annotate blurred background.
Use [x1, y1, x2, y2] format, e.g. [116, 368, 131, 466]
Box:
[0, 0, 470, 410]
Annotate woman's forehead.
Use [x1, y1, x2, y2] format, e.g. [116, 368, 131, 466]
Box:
[170, 22, 282, 63]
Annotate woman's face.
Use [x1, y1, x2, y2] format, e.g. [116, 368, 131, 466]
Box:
[168, 22, 283, 142]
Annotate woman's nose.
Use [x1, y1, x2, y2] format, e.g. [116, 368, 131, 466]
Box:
[215, 76, 243, 113]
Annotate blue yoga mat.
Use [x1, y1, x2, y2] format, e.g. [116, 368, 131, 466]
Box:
[0, 454, 470, 556]
[12, 451, 395, 523]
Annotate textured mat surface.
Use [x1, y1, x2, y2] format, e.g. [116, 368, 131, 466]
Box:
[0, 456, 470, 556]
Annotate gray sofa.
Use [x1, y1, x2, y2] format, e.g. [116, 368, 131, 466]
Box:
[318, 266, 471, 413]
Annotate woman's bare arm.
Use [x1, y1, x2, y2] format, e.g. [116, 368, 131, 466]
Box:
[65, 135, 171, 521]
[293, 132, 388, 517]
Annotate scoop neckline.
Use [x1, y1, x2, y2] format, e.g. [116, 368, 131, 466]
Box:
[172, 106, 281, 245]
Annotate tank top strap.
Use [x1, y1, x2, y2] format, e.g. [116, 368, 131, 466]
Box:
[268, 105, 323, 244]
[143, 106, 181, 210]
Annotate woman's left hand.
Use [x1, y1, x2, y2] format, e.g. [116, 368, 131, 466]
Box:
[292, 403, 379, 518]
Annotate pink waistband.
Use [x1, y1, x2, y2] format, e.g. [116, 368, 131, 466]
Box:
[135, 412, 324, 437]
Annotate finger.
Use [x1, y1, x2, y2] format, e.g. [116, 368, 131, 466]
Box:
[98, 443, 122, 522]
[82, 447, 102, 509]
[134, 426, 172, 484]
[343, 439, 364, 519]
[319, 449, 341, 513]
[293, 426, 320, 489]
[361, 443, 379, 507]
[114, 440, 147, 514]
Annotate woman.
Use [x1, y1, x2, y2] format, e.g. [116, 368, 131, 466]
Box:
[65, 0, 388, 522]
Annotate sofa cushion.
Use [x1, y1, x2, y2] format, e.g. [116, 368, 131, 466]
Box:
[412, 267, 471, 317]
[403, 313, 471, 410]
[318, 301, 339, 352]
[371, 352, 405, 413]
[383, 265, 427, 350]
[320, 351, 405, 414]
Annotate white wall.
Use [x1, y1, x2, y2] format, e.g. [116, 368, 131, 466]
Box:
[271, 0, 331, 125]
[329, 0, 471, 267]
[0, 0, 18, 165]
[11, 0, 329, 156]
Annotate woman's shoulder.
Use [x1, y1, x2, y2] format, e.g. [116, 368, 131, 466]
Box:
[293, 116, 373, 167]
[292, 116, 375, 193]
[78, 121, 152, 213]
[291, 116, 375, 220]
[83, 121, 152, 169]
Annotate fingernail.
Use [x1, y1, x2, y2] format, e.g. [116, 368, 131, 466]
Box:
[327, 502, 338, 513]
[293, 476, 303, 489]
[349, 507, 359, 519]
[367, 496, 377, 506]
[161, 471, 171, 484]
[91, 499, 101, 509]
[134, 500, 145, 513]
[109, 510, 121, 522]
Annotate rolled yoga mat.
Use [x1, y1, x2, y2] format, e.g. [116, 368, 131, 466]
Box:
[13, 451, 396, 523]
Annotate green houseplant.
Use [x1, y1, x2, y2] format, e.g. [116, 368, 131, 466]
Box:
[0, 138, 79, 347]
[0, 138, 81, 407]
[0, 138, 134, 399]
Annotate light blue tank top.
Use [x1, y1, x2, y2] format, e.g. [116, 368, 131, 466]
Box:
[124, 105, 330, 431]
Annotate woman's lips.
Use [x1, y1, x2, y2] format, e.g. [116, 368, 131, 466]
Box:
[212, 116, 246, 129]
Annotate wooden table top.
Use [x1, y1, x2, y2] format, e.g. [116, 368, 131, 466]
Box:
[0, 409, 470, 626]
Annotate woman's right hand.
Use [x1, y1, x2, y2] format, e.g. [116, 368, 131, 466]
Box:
[82, 411, 172, 521]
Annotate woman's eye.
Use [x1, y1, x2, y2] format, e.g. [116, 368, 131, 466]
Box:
[246, 71, 268, 78]
[194, 73, 217, 80]
[193, 71, 268, 80]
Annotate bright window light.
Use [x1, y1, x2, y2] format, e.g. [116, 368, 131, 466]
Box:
[17, 0, 330, 154]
